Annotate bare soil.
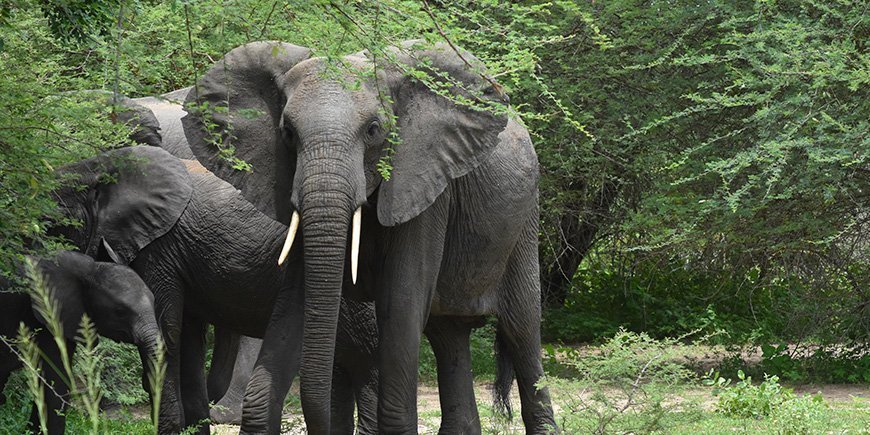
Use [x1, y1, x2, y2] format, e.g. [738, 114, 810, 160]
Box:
[207, 380, 868, 434]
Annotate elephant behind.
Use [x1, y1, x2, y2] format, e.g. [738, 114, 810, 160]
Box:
[0, 250, 162, 435]
[50, 145, 296, 434]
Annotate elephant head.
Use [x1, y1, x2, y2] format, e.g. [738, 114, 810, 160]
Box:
[30, 248, 163, 395]
[182, 40, 509, 431]
[50, 146, 193, 266]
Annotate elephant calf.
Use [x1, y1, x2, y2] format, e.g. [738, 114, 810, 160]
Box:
[0, 249, 162, 435]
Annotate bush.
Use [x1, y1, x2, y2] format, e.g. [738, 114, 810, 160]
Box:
[419, 322, 498, 383]
[706, 370, 792, 419]
[98, 340, 148, 406]
[705, 369, 828, 429]
[760, 343, 870, 384]
[541, 330, 700, 434]
[770, 394, 829, 435]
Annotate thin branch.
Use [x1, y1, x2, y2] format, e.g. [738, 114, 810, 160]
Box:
[184, 4, 199, 100]
[420, 0, 504, 96]
[258, 1, 278, 39]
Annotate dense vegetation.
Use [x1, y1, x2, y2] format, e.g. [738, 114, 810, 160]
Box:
[0, 0, 866, 432]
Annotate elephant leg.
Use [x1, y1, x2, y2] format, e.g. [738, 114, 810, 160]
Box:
[180, 316, 209, 435]
[424, 317, 481, 435]
[376, 195, 449, 434]
[330, 365, 355, 435]
[0, 366, 11, 406]
[146, 277, 186, 434]
[211, 336, 261, 425]
[29, 334, 73, 435]
[240, 282, 303, 434]
[353, 360, 379, 435]
[496, 220, 556, 434]
[207, 326, 240, 403]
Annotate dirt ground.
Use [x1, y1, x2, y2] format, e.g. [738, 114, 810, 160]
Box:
[208, 380, 869, 434]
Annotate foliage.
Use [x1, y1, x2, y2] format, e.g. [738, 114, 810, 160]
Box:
[419, 322, 497, 383]
[759, 343, 870, 384]
[769, 392, 830, 435]
[99, 340, 149, 405]
[0, 6, 134, 274]
[704, 368, 829, 433]
[540, 330, 700, 434]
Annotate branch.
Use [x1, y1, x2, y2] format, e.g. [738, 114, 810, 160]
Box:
[420, 0, 504, 96]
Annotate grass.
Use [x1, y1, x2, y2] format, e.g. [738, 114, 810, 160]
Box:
[414, 383, 870, 434]
[4, 318, 868, 434]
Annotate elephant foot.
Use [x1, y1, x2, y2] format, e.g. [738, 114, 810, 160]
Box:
[210, 402, 243, 425]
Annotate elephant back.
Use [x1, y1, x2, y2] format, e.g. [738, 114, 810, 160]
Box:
[133, 87, 196, 159]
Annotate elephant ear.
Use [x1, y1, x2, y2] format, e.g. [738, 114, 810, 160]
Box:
[182, 41, 311, 224]
[375, 41, 510, 226]
[54, 146, 192, 265]
[30, 253, 92, 340]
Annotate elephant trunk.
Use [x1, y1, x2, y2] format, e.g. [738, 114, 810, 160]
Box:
[133, 320, 163, 399]
[298, 156, 358, 435]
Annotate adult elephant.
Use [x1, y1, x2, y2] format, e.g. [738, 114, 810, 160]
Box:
[51, 145, 305, 434]
[0, 250, 162, 434]
[183, 40, 556, 433]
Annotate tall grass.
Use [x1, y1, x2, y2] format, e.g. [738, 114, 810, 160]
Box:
[3, 258, 166, 434]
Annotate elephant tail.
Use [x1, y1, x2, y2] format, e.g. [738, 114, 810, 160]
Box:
[493, 328, 514, 419]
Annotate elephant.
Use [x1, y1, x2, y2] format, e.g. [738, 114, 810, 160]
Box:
[181, 40, 557, 433]
[50, 141, 381, 434]
[206, 332, 261, 424]
[0, 249, 162, 435]
[49, 144, 301, 434]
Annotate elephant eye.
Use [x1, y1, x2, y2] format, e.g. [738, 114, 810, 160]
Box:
[366, 120, 381, 139]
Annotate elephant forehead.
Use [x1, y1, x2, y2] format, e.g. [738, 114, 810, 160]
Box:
[284, 59, 382, 110]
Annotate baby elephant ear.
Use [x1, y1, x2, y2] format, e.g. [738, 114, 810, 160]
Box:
[183, 41, 311, 224]
[375, 41, 510, 226]
[30, 253, 92, 340]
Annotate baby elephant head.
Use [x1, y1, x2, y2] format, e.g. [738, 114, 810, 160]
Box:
[33, 246, 162, 393]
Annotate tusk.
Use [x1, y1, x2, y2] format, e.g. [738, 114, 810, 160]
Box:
[278, 211, 300, 266]
[351, 207, 361, 284]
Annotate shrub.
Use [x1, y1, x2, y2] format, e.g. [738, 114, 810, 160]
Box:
[770, 393, 828, 435]
[705, 368, 828, 429]
[706, 370, 792, 418]
[540, 330, 700, 434]
[98, 340, 148, 406]
[760, 343, 870, 384]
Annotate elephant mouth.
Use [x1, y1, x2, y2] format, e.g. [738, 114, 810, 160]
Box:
[277, 207, 362, 284]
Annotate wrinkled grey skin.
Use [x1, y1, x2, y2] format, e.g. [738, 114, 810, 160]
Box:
[182, 40, 556, 434]
[127, 90, 380, 434]
[207, 332, 259, 424]
[133, 88, 195, 158]
[0, 250, 161, 435]
[53, 145, 306, 435]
